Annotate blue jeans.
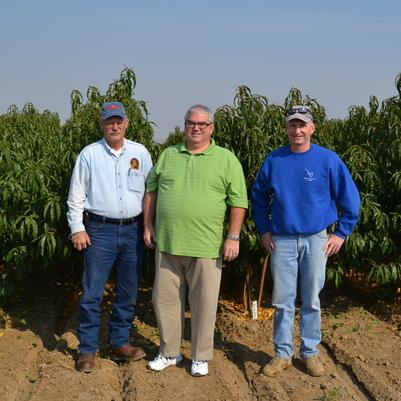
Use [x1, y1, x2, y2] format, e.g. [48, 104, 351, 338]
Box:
[271, 230, 327, 359]
[77, 218, 143, 354]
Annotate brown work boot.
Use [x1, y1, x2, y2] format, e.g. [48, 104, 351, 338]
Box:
[76, 353, 96, 373]
[301, 354, 325, 377]
[110, 344, 145, 361]
[262, 356, 292, 377]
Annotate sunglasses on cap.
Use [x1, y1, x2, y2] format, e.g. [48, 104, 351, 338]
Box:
[286, 107, 312, 117]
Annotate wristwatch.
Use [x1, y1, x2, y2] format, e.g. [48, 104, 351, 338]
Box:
[227, 233, 240, 241]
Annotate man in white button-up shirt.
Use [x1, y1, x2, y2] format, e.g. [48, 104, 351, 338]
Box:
[67, 102, 152, 373]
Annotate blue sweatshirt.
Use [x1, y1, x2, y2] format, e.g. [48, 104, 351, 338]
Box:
[251, 144, 360, 238]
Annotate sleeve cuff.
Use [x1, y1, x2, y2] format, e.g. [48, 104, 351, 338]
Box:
[333, 230, 346, 239]
[70, 223, 86, 235]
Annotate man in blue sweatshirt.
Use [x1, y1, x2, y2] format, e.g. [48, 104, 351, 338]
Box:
[251, 105, 360, 377]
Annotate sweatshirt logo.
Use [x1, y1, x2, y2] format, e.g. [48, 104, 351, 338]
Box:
[303, 169, 316, 182]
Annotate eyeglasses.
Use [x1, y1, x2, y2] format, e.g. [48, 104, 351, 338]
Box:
[185, 120, 213, 129]
[286, 107, 312, 117]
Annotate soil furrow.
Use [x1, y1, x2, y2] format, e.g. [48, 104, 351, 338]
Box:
[216, 301, 383, 401]
[322, 304, 401, 401]
[118, 363, 139, 401]
[1, 269, 400, 401]
[323, 333, 401, 401]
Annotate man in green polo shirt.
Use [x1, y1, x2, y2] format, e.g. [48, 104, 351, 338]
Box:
[144, 104, 248, 377]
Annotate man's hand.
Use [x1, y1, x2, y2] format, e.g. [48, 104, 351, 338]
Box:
[224, 206, 246, 262]
[71, 231, 91, 251]
[143, 191, 157, 249]
[323, 234, 345, 257]
[144, 226, 156, 249]
[223, 239, 240, 262]
[261, 232, 274, 253]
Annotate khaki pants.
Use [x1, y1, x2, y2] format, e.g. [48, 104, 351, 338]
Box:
[152, 250, 222, 360]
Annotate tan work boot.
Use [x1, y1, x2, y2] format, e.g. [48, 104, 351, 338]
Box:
[301, 354, 325, 377]
[262, 356, 292, 377]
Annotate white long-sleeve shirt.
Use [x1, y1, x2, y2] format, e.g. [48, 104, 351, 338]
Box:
[67, 138, 152, 234]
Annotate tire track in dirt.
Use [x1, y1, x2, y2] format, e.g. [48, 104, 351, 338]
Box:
[323, 338, 400, 401]
[215, 301, 389, 401]
[321, 305, 401, 401]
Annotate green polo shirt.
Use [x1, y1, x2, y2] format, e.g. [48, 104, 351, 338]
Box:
[146, 139, 248, 258]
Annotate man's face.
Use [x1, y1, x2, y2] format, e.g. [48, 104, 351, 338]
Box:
[100, 116, 129, 149]
[184, 111, 214, 150]
[286, 119, 315, 152]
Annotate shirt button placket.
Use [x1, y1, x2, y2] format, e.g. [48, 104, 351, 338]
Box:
[187, 154, 194, 172]
[116, 158, 124, 217]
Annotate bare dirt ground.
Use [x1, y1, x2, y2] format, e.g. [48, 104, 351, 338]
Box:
[0, 264, 400, 401]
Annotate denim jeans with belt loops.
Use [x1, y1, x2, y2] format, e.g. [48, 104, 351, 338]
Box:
[270, 229, 328, 359]
[77, 218, 143, 354]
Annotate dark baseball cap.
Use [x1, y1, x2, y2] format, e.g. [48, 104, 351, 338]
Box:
[101, 102, 126, 120]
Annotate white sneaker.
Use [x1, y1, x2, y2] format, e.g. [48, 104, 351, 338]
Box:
[148, 353, 182, 371]
[191, 360, 208, 376]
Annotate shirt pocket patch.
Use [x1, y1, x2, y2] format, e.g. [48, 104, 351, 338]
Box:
[128, 169, 145, 193]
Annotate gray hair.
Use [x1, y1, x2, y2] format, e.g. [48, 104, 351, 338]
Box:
[184, 104, 214, 123]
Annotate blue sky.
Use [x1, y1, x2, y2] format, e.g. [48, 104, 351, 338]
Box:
[1, 0, 400, 141]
